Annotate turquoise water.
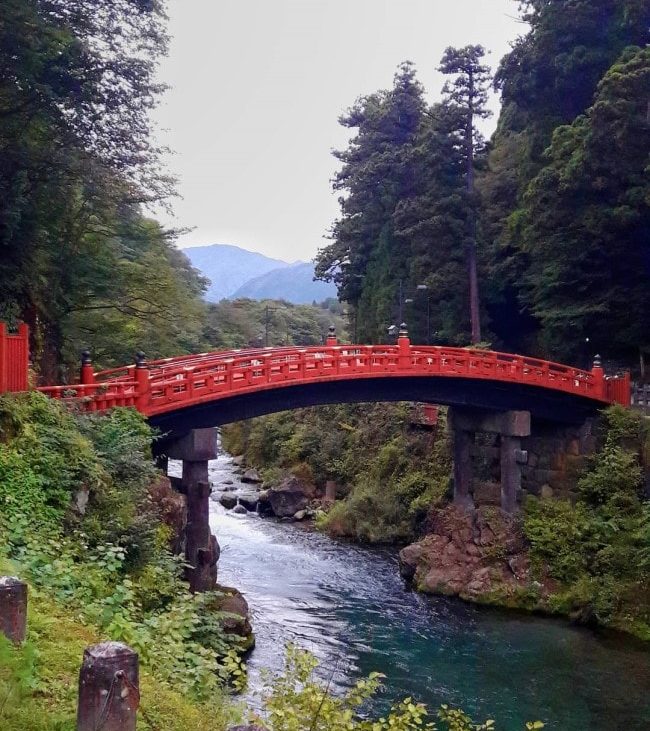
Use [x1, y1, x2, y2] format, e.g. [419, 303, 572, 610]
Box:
[202, 453, 650, 731]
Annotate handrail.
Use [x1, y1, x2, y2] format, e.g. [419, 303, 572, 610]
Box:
[33, 342, 630, 416]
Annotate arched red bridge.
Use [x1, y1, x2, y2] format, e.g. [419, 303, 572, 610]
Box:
[28, 328, 630, 441]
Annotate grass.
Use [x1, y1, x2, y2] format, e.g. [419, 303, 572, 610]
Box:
[0, 558, 238, 731]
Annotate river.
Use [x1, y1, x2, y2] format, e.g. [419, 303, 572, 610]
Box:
[175, 450, 650, 731]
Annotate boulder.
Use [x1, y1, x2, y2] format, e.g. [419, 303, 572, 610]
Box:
[232, 455, 245, 466]
[238, 493, 259, 512]
[219, 494, 238, 510]
[293, 510, 306, 521]
[213, 586, 255, 651]
[147, 475, 186, 554]
[241, 469, 262, 484]
[232, 503, 248, 515]
[268, 476, 312, 517]
[400, 505, 535, 605]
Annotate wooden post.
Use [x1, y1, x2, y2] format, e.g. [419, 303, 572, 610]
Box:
[0, 323, 7, 393]
[80, 350, 95, 386]
[397, 323, 411, 369]
[77, 642, 139, 731]
[134, 351, 150, 412]
[0, 577, 27, 644]
[326, 326, 337, 347]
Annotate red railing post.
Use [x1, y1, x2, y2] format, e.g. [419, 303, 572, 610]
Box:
[326, 325, 338, 347]
[398, 323, 411, 370]
[591, 354, 606, 400]
[134, 352, 150, 413]
[80, 350, 95, 385]
[0, 322, 7, 393]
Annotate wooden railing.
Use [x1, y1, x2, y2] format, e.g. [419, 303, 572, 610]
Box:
[0, 321, 632, 414]
[73, 340, 629, 417]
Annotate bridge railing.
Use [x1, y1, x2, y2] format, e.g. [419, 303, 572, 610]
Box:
[118, 343, 626, 417]
[38, 381, 139, 410]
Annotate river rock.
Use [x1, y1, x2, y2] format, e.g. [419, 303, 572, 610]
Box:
[293, 510, 306, 521]
[399, 505, 540, 605]
[241, 468, 262, 484]
[147, 475, 186, 554]
[222, 479, 234, 485]
[232, 503, 248, 515]
[232, 455, 245, 466]
[212, 585, 255, 651]
[219, 494, 238, 510]
[238, 493, 259, 512]
[268, 476, 312, 517]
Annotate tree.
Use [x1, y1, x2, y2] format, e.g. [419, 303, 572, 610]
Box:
[0, 0, 172, 379]
[438, 45, 492, 344]
[315, 62, 426, 342]
[480, 0, 650, 354]
[517, 46, 650, 363]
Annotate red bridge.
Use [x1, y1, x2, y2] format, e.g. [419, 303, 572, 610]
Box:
[0, 322, 633, 589]
[20, 326, 628, 437]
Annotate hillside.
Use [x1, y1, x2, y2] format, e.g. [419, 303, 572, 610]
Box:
[183, 243, 288, 301]
[232, 261, 337, 304]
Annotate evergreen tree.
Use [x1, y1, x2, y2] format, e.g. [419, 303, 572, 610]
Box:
[438, 45, 492, 343]
[315, 62, 426, 341]
[518, 46, 650, 363]
[481, 0, 650, 353]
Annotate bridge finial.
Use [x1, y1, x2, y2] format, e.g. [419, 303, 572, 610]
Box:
[135, 351, 147, 368]
[80, 349, 95, 385]
[398, 322, 409, 338]
[326, 325, 337, 346]
[593, 354, 602, 370]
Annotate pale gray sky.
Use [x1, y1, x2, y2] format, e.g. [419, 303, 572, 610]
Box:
[153, 0, 524, 261]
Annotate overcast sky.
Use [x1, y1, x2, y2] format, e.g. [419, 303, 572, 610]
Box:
[153, 0, 524, 262]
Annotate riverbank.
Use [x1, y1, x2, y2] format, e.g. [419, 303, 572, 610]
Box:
[205, 447, 650, 731]
[221, 404, 650, 642]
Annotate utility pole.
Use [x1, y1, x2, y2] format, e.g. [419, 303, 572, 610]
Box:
[264, 305, 279, 347]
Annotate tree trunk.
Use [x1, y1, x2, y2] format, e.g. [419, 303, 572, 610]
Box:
[466, 71, 481, 345]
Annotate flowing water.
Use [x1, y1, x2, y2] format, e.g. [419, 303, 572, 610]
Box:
[175, 451, 650, 731]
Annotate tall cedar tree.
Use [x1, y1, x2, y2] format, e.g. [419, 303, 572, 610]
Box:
[481, 0, 650, 354]
[315, 62, 426, 342]
[438, 46, 492, 344]
[518, 46, 650, 364]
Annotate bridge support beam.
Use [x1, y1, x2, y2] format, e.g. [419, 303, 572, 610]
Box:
[165, 429, 219, 593]
[448, 408, 530, 514]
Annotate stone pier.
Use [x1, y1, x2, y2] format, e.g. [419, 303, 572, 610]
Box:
[449, 408, 531, 513]
[448, 407, 598, 513]
[165, 429, 220, 592]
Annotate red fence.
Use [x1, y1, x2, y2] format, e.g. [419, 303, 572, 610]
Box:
[0, 320, 631, 414]
[40, 341, 630, 416]
[0, 323, 29, 393]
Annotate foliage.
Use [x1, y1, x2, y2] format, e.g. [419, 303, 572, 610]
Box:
[247, 645, 541, 731]
[203, 298, 347, 349]
[223, 403, 452, 543]
[481, 1, 649, 358]
[0, 395, 247, 700]
[524, 406, 650, 633]
[0, 0, 208, 379]
[516, 46, 650, 362]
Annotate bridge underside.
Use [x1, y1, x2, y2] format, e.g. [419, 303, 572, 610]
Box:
[149, 375, 604, 449]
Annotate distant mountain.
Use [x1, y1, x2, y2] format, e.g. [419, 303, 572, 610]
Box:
[184, 244, 288, 301]
[232, 262, 337, 304]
